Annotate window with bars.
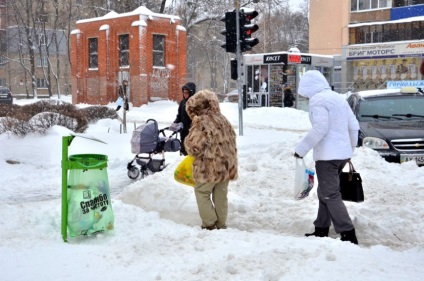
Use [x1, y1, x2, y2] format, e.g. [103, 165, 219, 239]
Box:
[119, 34, 129, 67]
[39, 34, 48, 45]
[88, 38, 98, 68]
[37, 57, 48, 67]
[153, 34, 165, 67]
[36, 78, 47, 88]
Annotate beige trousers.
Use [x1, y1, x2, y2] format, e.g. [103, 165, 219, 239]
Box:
[194, 180, 229, 229]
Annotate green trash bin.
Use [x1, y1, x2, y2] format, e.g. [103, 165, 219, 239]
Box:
[66, 154, 114, 237]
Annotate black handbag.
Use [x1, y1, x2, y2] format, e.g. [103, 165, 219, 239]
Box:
[339, 160, 364, 203]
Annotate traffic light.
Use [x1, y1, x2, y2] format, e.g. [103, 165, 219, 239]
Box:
[231, 59, 237, 80]
[240, 9, 259, 52]
[220, 11, 237, 53]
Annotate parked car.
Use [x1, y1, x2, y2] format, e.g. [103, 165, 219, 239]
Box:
[347, 87, 424, 165]
[0, 87, 13, 105]
[224, 89, 239, 103]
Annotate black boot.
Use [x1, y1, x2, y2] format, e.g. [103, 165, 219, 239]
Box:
[340, 228, 358, 245]
[305, 226, 329, 237]
[201, 224, 216, 230]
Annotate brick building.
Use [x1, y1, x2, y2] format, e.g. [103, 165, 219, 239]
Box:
[70, 6, 187, 107]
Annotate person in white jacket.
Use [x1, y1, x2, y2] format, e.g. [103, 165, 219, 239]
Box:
[294, 70, 360, 245]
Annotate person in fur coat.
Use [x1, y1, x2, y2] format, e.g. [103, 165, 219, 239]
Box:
[184, 90, 238, 230]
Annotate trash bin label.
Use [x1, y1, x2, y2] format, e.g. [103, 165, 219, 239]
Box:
[80, 193, 109, 214]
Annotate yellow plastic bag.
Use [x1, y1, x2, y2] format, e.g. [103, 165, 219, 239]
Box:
[174, 155, 195, 187]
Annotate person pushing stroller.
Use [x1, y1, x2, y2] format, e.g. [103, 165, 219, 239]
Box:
[173, 82, 196, 155]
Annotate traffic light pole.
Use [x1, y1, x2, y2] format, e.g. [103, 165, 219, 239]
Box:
[235, 1, 243, 136]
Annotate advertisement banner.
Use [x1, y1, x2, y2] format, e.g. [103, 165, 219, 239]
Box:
[264, 54, 286, 64]
[387, 80, 424, 89]
[347, 41, 424, 59]
[349, 57, 422, 91]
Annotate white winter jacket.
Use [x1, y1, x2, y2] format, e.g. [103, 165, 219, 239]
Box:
[295, 70, 359, 161]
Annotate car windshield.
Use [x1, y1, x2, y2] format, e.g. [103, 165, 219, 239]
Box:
[358, 95, 424, 122]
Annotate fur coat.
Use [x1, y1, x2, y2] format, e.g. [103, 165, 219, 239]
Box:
[184, 90, 238, 183]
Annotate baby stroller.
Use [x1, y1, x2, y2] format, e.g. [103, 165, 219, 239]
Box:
[127, 119, 182, 179]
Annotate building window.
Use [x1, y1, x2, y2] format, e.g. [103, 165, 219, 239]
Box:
[394, 0, 424, 6]
[39, 34, 48, 45]
[119, 34, 129, 67]
[0, 78, 6, 87]
[0, 55, 7, 68]
[88, 38, 98, 68]
[350, 21, 424, 44]
[153, 34, 165, 67]
[351, 0, 390, 11]
[37, 57, 48, 67]
[36, 78, 47, 88]
[411, 21, 421, 40]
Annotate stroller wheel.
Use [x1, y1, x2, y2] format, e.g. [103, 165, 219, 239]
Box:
[127, 166, 140, 179]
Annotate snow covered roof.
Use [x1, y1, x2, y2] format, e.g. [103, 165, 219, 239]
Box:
[76, 6, 181, 24]
[356, 88, 401, 98]
[348, 15, 424, 28]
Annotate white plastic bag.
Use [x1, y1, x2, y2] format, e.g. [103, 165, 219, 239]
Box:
[294, 158, 315, 200]
[116, 96, 123, 106]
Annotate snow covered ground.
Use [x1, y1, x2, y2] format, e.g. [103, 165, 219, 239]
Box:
[0, 95, 423, 281]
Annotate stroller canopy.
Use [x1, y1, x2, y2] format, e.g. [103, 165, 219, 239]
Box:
[131, 119, 160, 154]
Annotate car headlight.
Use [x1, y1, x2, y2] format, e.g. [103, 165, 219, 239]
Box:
[363, 137, 389, 149]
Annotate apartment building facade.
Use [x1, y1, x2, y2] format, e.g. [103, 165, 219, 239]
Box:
[309, 0, 424, 92]
[0, 0, 72, 97]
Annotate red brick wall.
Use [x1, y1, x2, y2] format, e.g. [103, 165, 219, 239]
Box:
[70, 10, 187, 107]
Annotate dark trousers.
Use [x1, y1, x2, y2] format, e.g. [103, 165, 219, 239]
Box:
[180, 131, 188, 156]
[314, 160, 354, 233]
[116, 103, 129, 111]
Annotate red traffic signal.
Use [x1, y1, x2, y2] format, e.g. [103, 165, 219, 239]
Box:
[240, 9, 259, 52]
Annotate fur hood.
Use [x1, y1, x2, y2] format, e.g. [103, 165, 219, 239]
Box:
[184, 90, 238, 183]
[186, 89, 220, 119]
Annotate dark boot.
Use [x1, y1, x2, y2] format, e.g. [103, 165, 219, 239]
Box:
[305, 226, 329, 237]
[201, 224, 216, 230]
[340, 228, 358, 245]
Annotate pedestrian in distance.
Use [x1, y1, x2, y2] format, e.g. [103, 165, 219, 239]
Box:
[293, 70, 360, 245]
[116, 80, 129, 111]
[173, 82, 196, 156]
[283, 84, 295, 107]
[184, 90, 238, 230]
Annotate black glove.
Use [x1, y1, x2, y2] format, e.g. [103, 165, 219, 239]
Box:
[294, 152, 303, 159]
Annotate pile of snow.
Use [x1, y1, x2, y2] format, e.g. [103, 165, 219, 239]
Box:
[1, 95, 423, 280]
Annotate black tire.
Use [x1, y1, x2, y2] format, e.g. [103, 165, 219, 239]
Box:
[127, 166, 140, 179]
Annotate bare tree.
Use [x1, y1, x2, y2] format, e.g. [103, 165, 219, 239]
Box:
[169, 0, 309, 93]
[0, 0, 308, 100]
[9, 0, 40, 98]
